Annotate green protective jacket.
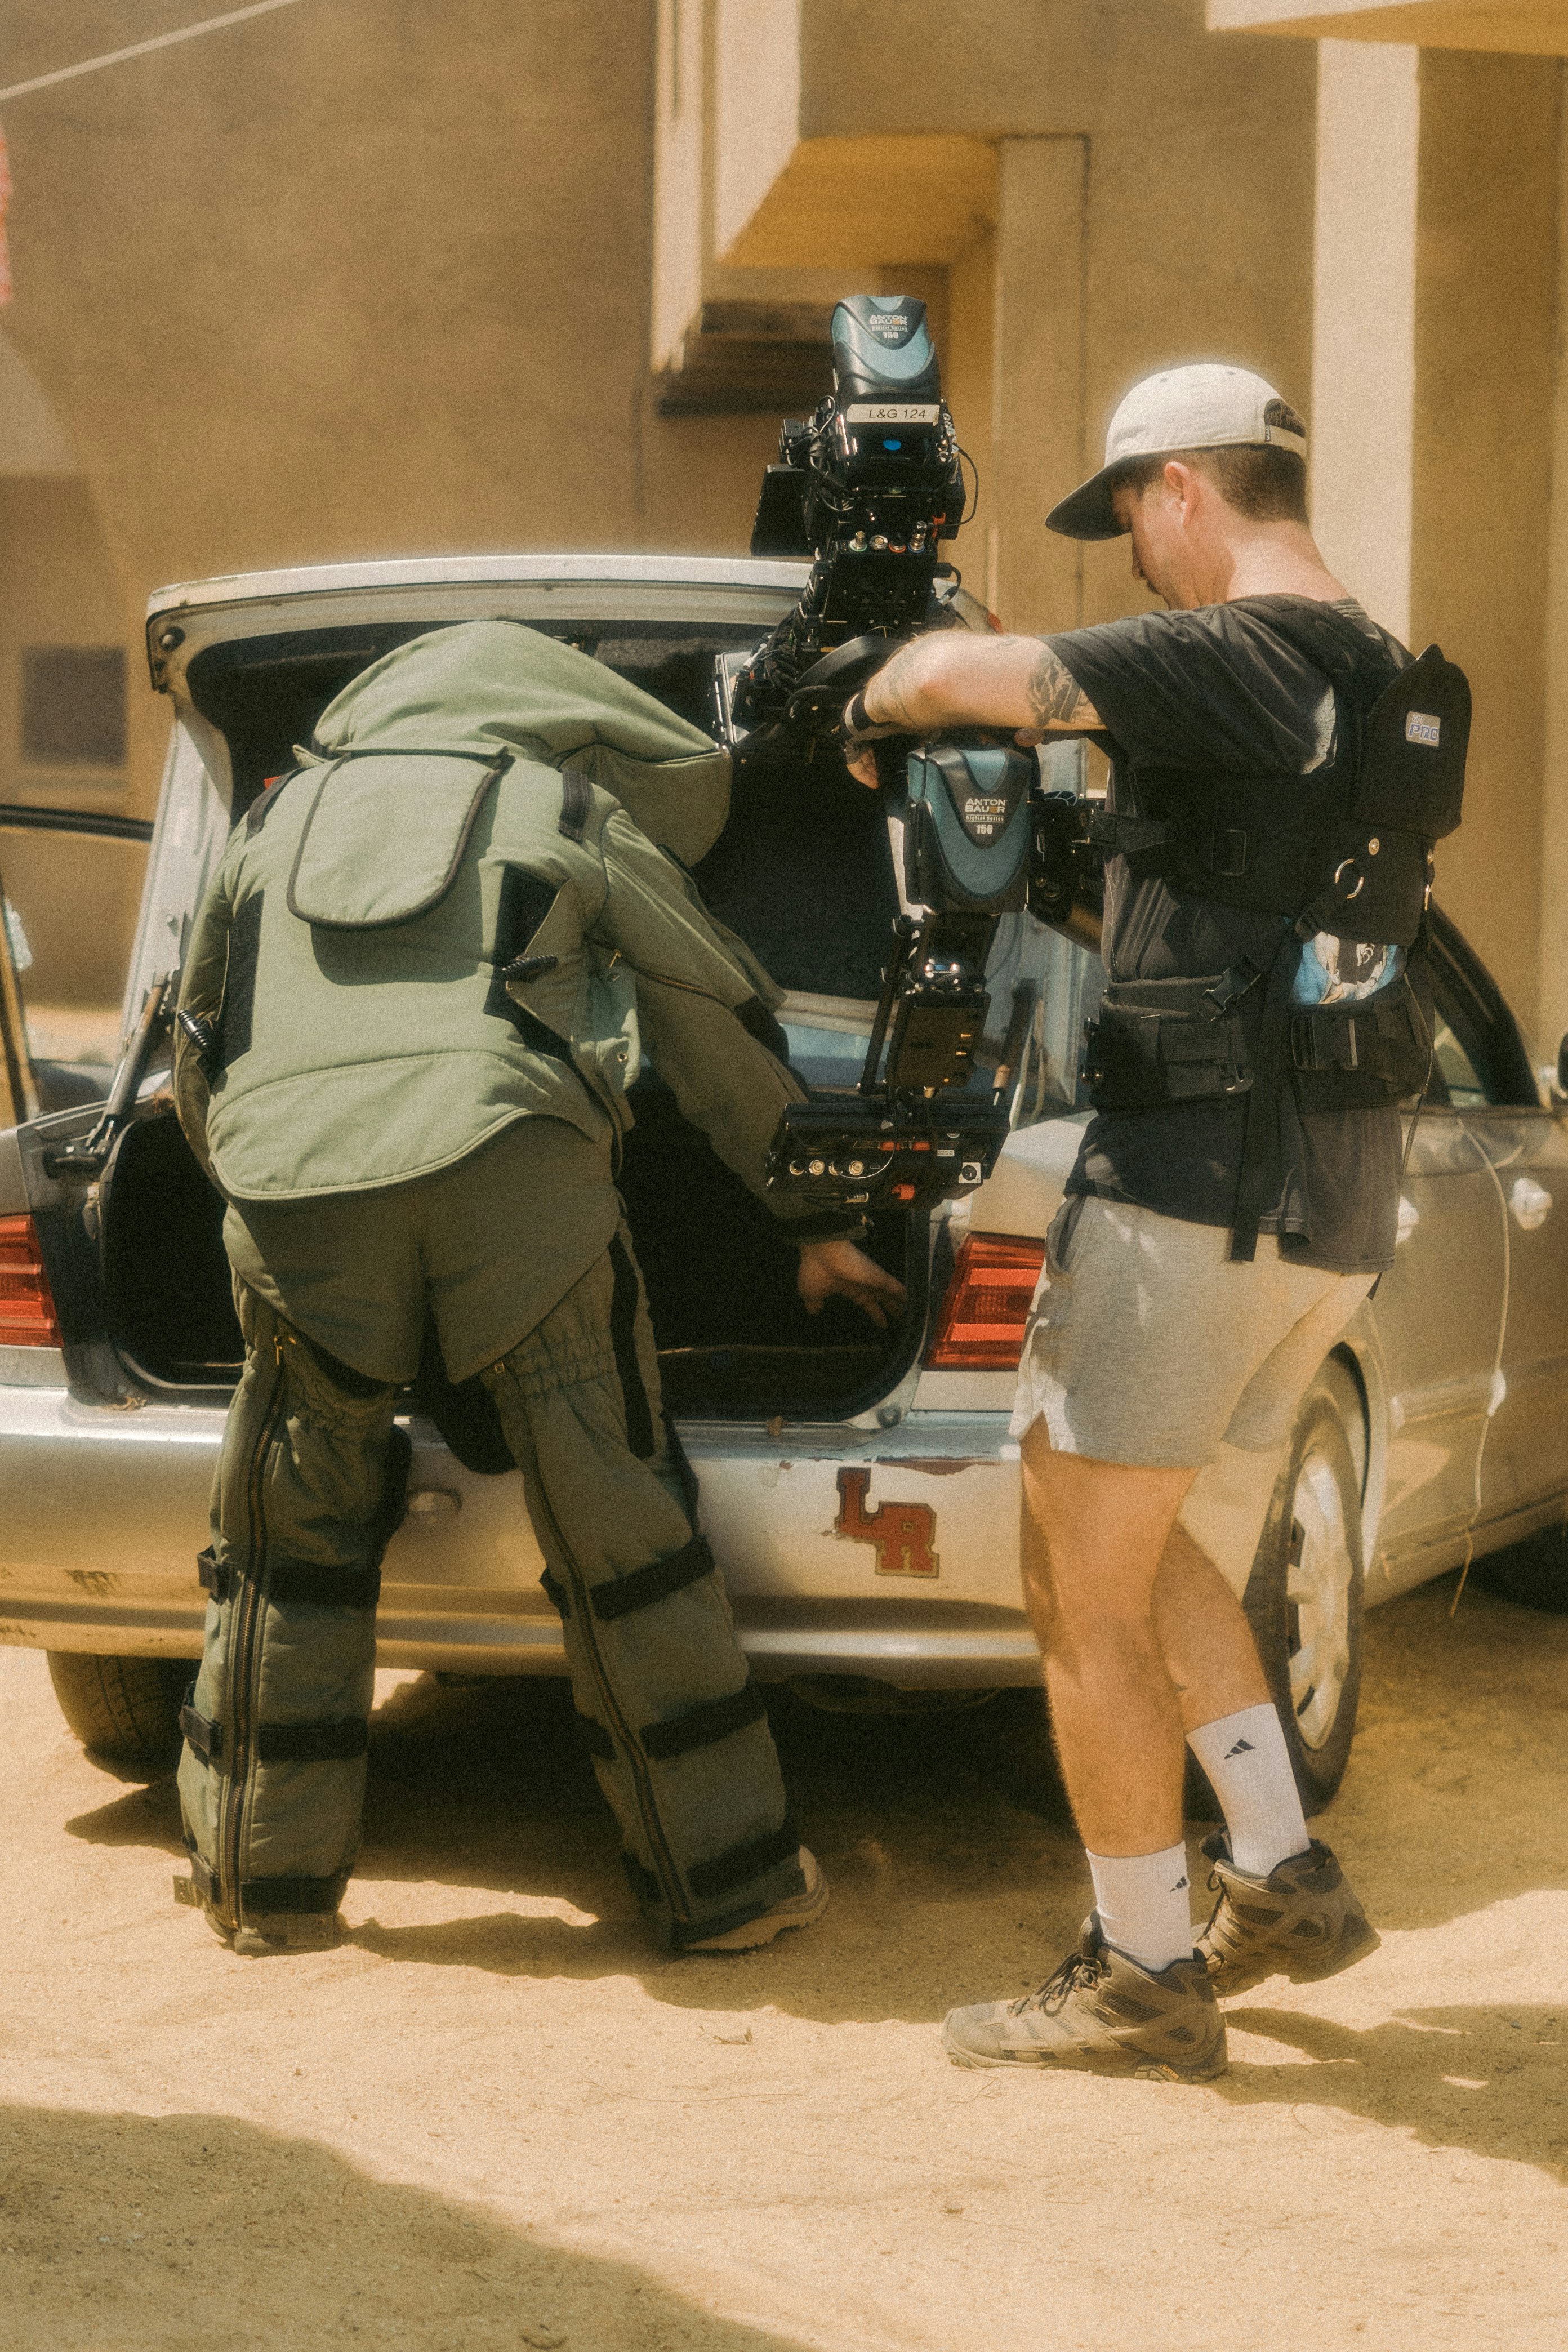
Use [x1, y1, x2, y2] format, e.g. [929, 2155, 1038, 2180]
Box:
[175, 620, 845, 1237]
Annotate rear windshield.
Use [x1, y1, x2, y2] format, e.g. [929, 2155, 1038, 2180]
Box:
[185, 618, 898, 1003]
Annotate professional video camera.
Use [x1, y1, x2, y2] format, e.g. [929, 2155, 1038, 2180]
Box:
[715, 295, 968, 737]
[711, 296, 1098, 1223]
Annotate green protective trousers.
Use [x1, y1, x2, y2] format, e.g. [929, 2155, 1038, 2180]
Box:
[176, 1226, 803, 1950]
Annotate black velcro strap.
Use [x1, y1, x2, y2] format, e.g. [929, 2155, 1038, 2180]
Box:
[574, 1710, 616, 1761]
[266, 1557, 382, 1610]
[197, 1547, 229, 1600]
[559, 767, 591, 842]
[590, 1532, 715, 1623]
[607, 1235, 656, 1460]
[186, 1851, 220, 1905]
[640, 1680, 767, 1763]
[540, 1567, 572, 1619]
[238, 1873, 349, 1917]
[179, 1703, 222, 1765]
[687, 1819, 801, 1901]
[255, 1717, 369, 1764]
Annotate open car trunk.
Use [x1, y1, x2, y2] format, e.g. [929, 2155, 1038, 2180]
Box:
[98, 619, 921, 1426]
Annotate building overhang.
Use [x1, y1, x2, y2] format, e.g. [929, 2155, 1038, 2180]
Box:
[1207, 0, 1568, 52]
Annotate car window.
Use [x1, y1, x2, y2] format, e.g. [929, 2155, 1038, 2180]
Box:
[0, 809, 152, 1112]
[1429, 1015, 1490, 1109]
[1414, 912, 1538, 1110]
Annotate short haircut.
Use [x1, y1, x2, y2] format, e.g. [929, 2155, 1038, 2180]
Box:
[1117, 443, 1309, 525]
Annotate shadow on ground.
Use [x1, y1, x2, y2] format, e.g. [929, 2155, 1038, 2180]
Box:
[60, 1578, 1568, 2110]
[0, 2103, 810, 2352]
[1218, 2004, 1568, 2183]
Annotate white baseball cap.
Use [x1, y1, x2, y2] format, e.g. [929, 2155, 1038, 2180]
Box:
[1046, 363, 1307, 541]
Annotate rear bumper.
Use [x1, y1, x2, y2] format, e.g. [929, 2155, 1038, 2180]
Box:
[0, 1383, 1039, 1689]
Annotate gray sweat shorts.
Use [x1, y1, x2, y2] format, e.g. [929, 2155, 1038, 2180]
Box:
[1009, 1194, 1375, 1471]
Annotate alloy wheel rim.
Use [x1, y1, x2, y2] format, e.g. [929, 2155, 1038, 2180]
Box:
[1285, 1444, 1355, 1751]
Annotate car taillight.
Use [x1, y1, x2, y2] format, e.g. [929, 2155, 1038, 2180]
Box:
[924, 1233, 1045, 1371]
[0, 1215, 62, 1347]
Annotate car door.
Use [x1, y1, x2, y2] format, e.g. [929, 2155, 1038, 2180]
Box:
[0, 800, 154, 1117]
[1418, 916, 1568, 1525]
[1367, 927, 1508, 1579]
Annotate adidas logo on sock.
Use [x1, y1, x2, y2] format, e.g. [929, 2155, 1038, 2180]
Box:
[1223, 1737, 1256, 1758]
[1170, 1874, 1188, 1893]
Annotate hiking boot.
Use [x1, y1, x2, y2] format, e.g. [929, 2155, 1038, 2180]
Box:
[1196, 1833, 1379, 1997]
[682, 1848, 828, 1953]
[942, 1918, 1227, 2081]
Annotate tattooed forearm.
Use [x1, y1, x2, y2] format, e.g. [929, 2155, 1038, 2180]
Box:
[862, 640, 929, 729]
[1025, 645, 1092, 728]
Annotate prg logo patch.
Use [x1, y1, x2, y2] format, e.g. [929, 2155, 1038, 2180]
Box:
[1405, 711, 1442, 749]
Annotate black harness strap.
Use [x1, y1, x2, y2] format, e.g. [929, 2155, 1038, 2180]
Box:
[640, 1681, 768, 1763]
[540, 1566, 571, 1619]
[590, 1531, 715, 1623]
[265, 1557, 382, 1611]
[238, 1872, 350, 1917]
[558, 767, 592, 843]
[255, 1718, 369, 1765]
[1229, 937, 1306, 1264]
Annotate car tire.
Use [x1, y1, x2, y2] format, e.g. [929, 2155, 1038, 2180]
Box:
[1475, 1522, 1568, 1613]
[47, 1652, 188, 1772]
[1238, 1370, 1366, 1814]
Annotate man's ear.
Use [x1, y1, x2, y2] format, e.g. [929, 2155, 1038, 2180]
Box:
[1162, 458, 1200, 522]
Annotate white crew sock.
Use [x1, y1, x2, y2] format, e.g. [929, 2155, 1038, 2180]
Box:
[1085, 1842, 1194, 1974]
[1187, 1701, 1312, 1879]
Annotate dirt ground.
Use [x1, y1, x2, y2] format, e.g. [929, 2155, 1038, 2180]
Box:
[1, 1573, 1565, 2352]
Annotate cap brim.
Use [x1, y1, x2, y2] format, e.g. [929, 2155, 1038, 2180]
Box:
[1045, 464, 1128, 541]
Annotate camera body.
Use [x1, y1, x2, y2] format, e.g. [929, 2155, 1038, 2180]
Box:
[716, 297, 1100, 1220]
[728, 296, 966, 730]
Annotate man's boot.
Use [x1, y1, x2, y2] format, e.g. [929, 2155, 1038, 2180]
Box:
[1196, 1832, 1379, 1995]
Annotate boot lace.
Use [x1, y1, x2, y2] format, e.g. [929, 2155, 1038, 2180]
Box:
[1012, 1944, 1103, 2019]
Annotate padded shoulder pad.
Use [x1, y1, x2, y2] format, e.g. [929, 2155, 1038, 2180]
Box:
[1358, 644, 1470, 841]
[286, 750, 505, 929]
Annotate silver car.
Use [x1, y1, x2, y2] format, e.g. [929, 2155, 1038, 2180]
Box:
[2, 556, 1565, 1812]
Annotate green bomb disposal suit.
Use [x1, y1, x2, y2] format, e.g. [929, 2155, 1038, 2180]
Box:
[172, 620, 854, 1952]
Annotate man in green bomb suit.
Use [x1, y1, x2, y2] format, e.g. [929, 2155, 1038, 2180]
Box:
[171, 619, 902, 1958]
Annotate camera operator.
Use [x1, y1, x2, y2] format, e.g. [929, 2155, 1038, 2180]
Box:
[847, 365, 1408, 2081]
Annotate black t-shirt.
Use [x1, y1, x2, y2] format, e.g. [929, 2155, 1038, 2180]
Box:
[1047, 595, 1410, 1275]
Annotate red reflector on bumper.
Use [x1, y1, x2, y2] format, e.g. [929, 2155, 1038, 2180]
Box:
[0, 1214, 63, 1347]
[925, 1232, 1045, 1371]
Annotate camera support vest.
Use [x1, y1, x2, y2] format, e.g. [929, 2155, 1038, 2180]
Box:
[1078, 598, 1471, 1260]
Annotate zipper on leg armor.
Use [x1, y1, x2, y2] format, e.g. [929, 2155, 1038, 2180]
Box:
[216, 1349, 288, 1930]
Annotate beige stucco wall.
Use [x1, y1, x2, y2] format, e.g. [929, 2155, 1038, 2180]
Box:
[1411, 52, 1559, 1037]
[2, 0, 786, 823]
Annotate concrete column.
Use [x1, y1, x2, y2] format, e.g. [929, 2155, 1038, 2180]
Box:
[651, 0, 708, 371]
[988, 138, 1088, 636]
[1539, 69, 1568, 1064]
[1309, 39, 1419, 641]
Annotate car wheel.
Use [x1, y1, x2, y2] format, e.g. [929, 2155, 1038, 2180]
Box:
[1475, 1523, 1568, 1613]
[1239, 1370, 1366, 1814]
[47, 1652, 188, 1772]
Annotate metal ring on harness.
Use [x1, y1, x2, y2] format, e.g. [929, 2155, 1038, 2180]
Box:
[1331, 857, 1366, 902]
